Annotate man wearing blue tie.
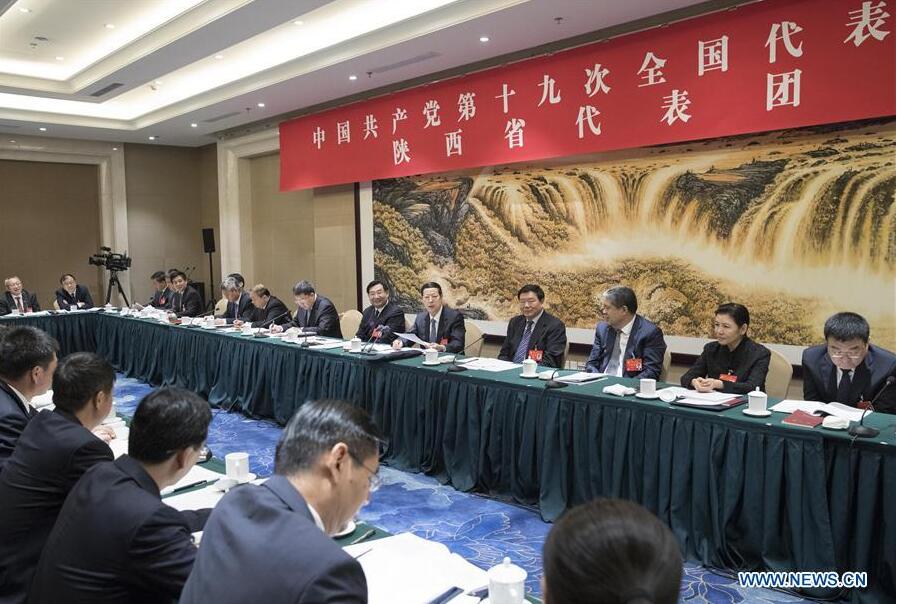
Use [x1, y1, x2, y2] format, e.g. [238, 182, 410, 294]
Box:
[585, 286, 666, 380]
[498, 284, 567, 368]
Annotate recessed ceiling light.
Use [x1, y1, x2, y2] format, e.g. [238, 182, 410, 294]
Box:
[148, 136, 156, 141]
[9, 140, 16, 143]
[214, 54, 224, 60]
[55, 56, 64, 61]
[349, 75, 358, 81]
[479, 36, 490, 43]
[18, 7, 31, 13]
[112, 147, 118, 151]
[293, 20, 303, 26]
[104, 23, 115, 29]
[257, 102, 265, 108]
[38, 127, 47, 131]
[190, 123, 198, 128]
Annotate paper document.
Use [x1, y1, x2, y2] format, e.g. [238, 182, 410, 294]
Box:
[656, 387, 734, 403]
[458, 358, 521, 372]
[310, 340, 350, 350]
[677, 398, 732, 407]
[160, 465, 225, 496]
[343, 533, 486, 604]
[164, 478, 267, 511]
[770, 400, 869, 422]
[554, 371, 606, 384]
[110, 438, 128, 459]
[395, 332, 431, 347]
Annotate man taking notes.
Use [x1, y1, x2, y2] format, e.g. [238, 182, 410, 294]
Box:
[216, 276, 253, 324]
[498, 284, 567, 368]
[802, 312, 895, 413]
[236, 285, 291, 329]
[180, 400, 380, 604]
[585, 286, 666, 380]
[393, 282, 465, 353]
[273, 281, 342, 338]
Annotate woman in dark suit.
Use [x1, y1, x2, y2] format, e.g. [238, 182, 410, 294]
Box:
[55, 274, 94, 310]
[680, 302, 771, 394]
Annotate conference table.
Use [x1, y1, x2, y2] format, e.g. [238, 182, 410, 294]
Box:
[2, 311, 894, 601]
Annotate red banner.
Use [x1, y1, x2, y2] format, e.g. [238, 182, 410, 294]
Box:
[280, 0, 895, 191]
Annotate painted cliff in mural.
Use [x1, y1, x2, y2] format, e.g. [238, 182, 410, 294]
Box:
[372, 118, 896, 348]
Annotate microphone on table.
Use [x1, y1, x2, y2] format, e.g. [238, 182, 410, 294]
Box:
[362, 326, 391, 353]
[848, 376, 894, 438]
[545, 368, 568, 389]
[445, 334, 486, 373]
[252, 311, 291, 338]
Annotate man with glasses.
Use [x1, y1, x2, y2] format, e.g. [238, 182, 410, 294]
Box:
[181, 399, 382, 604]
[802, 312, 895, 413]
[29, 387, 213, 603]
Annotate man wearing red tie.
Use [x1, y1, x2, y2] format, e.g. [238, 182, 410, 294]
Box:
[1, 276, 40, 316]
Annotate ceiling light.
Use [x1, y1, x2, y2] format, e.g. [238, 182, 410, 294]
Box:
[257, 102, 265, 108]
[9, 140, 16, 143]
[112, 147, 118, 151]
[190, 123, 198, 128]
[38, 127, 47, 131]
[214, 54, 224, 60]
[55, 56, 64, 61]
[18, 7, 31, 13]
[148, 136, 156, 141]
[293, 20, 303, 26]
[104, 23, 115, 29]
[349, 75, 358, 81]
[479, 36, 490, 43]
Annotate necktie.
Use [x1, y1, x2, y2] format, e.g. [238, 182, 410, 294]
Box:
[513, 320, 534, 363]
[429, 318, 437, 343]
[15, 296, 23, 312]
[836, 369, 853, 403]
[605, 329, 622, 375]
[305, 309, 311, 325]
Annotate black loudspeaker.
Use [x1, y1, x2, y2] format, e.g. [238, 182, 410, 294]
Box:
[202, 228, 216, 253]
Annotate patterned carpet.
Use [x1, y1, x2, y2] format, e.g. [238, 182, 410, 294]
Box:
[113, 376, 813, 603]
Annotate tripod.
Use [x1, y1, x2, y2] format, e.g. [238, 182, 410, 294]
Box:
[104, 269, 130, 307]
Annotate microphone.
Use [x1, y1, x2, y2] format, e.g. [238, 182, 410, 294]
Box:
[252, 310, 291, 338]
[545, 368, 568, 389]
[848, 375, 895, 438]
[445, 334, 486, 373]
[362, 325, 391, 353]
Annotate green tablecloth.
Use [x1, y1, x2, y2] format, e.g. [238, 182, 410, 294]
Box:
[3, 312, 893, 601]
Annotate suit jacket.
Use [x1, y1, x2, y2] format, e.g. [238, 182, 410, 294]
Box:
[802, 344, 896, 413]
[0, 291, 40, 316]
[0, 381, 36, 473]
[355, 301, 405, 343]
[180, 475, 367, 604]
[287, 295, 342, 338]
[149, 288, 172, 309]
[217, 292, 254, 324]
[680, 336, 771, 395]
[170, 286, 203, 317]
[54, 285, 94, 311]
[0, 409, 113, 604]
[407, 306, 466, 353]
[585, 315, 666, 379]
[28, 455, 208, 604]
[249, 296, 291, 328]
[498, 312, 568, 368]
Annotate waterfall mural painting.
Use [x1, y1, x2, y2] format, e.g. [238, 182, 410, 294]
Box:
[372, 118, 896, 349]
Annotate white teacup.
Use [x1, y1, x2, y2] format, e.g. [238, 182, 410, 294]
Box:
[488, 557, 527, 604]
[225, 452, 250, 482]
[521, 358, 537, 377]
[747, 389, 768, 413]
[350, 337, 363, 352]
[424, 348, 439, 364]
[640, 378, 656, 395]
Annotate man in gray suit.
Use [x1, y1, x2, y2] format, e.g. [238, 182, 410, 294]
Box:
[180, 399, 382, 604]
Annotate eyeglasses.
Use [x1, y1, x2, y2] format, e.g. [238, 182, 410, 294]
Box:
[348, 451, 381, 492]
[828, 349, 865, 359]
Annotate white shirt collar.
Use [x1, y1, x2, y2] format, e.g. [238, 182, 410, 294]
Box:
[7, 383, 32, 411]
[306, 501, 326, 533]
[619, 315, 637, 336]
[428, 307, 443, 323]
[524, 310, 544, 327]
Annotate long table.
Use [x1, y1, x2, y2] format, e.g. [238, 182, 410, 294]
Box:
[3, 312, 894, 601]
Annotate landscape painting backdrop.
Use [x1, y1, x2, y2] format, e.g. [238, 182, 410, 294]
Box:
[372, 118, 896, 349]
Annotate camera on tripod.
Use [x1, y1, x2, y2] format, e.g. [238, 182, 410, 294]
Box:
[88, 247, 132, 272]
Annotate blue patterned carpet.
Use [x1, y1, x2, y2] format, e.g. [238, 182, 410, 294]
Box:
[113, 376, 813, 603]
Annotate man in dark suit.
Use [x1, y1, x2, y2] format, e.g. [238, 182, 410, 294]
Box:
[236, 284, 291, 328]
[28, 387, 212, 604]
[802, 312, 896, 413]
[274, 280, 342, 338]
[54, 274, 94, 311]
[0, 276, 40, 315]
[147, 271, 172, 309]
[0, 353, 115, 604]
[169, 271, 203, 317]
[216, 276, 253, 324]
[180, 400, 379, 604]
[355, 280, 405, 344]
[0, 327, 58, 471]
[393, 281, 465, 353]
[585, 286, 666, 380]
[498, 284, 567, 368]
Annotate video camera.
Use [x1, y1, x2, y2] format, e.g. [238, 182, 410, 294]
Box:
[88, 247, 132, 272]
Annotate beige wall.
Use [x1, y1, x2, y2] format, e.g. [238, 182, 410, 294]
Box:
[0, 159, 102, 308]
[125, 143, 218, 305]
[247, 153, 356, 314]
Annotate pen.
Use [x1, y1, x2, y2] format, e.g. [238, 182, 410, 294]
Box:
[352, 547, 372, 560]
[170, 479, 213, 494]
[348, 529, 376, 545]
[467, 585, 488, 598]
[426, 586, 463, 604]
